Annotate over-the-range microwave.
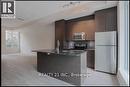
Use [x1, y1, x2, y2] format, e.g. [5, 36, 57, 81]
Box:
[72, 32, 86, 40]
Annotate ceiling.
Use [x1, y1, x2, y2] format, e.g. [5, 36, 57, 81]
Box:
[2, 1, 118, 29]
[16, 1, 85, 21]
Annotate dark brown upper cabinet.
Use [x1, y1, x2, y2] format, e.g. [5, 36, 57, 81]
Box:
[55, 19, 66, 49]
[106, 7, 117, 31]
[95, 10, 106, 32]
[95, 7, 117, 32]
[66, 15, 95, 40]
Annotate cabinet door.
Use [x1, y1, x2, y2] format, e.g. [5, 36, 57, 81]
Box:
[66, 15, 95, 40]
[106, 7, 117, 31]
[55, 20, 66, 49]
[95, 7, 117, 32]
[95, 10, 106, 32]
[87, 50, 95, 69]
[85, 19, 96, 40]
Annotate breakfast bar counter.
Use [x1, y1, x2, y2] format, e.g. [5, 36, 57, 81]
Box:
[33, 49, 87, 86]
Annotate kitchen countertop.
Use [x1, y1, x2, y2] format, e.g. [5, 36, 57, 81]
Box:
[32, 49, 86, 56]
[85, 49, 95, 51]
[63, 48, 95, 51]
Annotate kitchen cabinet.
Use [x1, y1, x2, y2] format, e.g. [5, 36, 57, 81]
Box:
[106, 7, 117, 31]
[87, 50, 95, 69]
[95, 7, 117, 32]
[66, 15, 95, 40]
[95, 10, 106, 32]
[36, 50, 87, 85]
[55, 19, 66, 49]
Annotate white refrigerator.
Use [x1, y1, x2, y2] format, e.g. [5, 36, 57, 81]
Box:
[95, 31, 117, 74]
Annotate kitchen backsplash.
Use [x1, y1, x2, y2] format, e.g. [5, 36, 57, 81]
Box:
[63, 40, 95, 50]
[87, 40, 95, 49]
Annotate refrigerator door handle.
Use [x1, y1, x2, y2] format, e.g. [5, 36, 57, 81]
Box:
[113, 46, 117, 74]
[110, 46, 116, 74]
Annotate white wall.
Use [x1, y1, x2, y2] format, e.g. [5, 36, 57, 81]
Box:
[2, 27, 20, 54]
[117, 1, 129, 86]
[2, 27, 6, 54]
[17, 21, 55, 55]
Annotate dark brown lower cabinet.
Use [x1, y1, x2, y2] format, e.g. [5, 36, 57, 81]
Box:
[87, 50, 95, 69]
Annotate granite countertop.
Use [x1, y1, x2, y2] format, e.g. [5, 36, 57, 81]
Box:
[32, 49, 86, 56]
[85, 49, 95, 51]
[63, 48, 95, 51]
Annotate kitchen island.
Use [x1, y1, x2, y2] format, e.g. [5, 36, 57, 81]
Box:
[33, 49, 87, 86]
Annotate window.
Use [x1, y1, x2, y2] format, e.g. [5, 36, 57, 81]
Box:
[6, 30, 20, 49]
[119, 1, 129, 85]
[124, 1, 129, 74]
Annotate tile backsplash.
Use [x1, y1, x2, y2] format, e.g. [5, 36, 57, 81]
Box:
[87, 40, 95, 49]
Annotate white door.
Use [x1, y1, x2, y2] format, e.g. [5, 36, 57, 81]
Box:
[95, 46, 116, 74]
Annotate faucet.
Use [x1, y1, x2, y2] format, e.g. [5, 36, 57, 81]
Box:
[56, 40, 60, 53]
